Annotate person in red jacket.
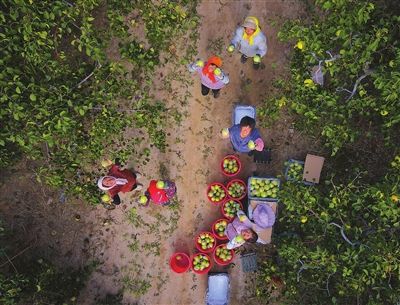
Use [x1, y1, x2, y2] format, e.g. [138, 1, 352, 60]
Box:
[97, 159, 142, 205]
[138, 180, 177, 206]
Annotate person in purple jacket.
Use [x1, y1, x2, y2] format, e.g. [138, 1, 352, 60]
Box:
[221, 116, 264, 153]
[188, 56, 229, 98]
[225, 204, 276, 249]
[225, 210, 259, 250]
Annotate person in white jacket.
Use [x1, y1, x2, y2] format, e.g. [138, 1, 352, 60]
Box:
[228, 16, 268, 69]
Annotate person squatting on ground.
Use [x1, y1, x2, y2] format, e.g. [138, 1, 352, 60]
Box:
[188, 56, 229, 98]
[225, 204, 276, 249]
[228, 16, 267, 69]
[221, 116, 264, 154]
[225, 210, 259, 250]
[97, 159, 142, 205]
[138, 180, 177, 207]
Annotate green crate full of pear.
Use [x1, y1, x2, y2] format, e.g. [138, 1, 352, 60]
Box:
[249, 178, 280, 200]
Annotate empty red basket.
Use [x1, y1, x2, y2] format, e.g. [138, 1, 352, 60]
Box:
[169, 252, 190, 274]
[221, 155, 241, 177]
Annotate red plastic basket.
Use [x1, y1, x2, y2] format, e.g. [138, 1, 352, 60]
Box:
[195, 231, 217, 253]
[169, 252, 190, 274]
[226, 179, 247, 200]
[220, 155, 241, 177]
[211, 218, 229, 241]
[206, 182, 228, 205]
[191, 253, 212, 274]
[213, 244, 235, 266]
[221, 199, 243, 220]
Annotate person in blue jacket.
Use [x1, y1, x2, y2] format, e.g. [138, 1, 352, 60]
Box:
[221, 116, 264, 153]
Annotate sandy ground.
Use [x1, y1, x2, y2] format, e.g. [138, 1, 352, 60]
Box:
[0, 1, 325, 305]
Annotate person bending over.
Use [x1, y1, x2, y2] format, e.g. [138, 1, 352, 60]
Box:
[97, 159, 142, 205]
[138, 180, 177, 207]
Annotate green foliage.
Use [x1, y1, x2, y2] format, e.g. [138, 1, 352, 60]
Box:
[0, 0, 198, 204]
[118, 0, 199, 72]
[277, 0, 400, 155]
[258, 5, 400, 303]
[258, 96, 288, 127]
[142, 241, 161, 256]
[132, 100, 168, 152]
[106, 0, 132, 38]
[115, 0, 199, 156]
[126, 207, 144, 227]
[0, 219, 95, 305]
[0, 273, 27, 305]
[122, 276, 151, 297]
[258, 155, 400, 304]
[0, 0, 136, 203]
[136, 0, 198, 49]
[120, 41, 160, 69]
[0, 257, 92, 305]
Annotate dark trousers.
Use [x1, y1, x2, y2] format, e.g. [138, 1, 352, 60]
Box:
[201, 84, 220, 96]
[112, 194, 121, 205]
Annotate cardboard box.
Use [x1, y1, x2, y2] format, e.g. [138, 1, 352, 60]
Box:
[248, 200, 277, 244]
[303, 154, 325, 184]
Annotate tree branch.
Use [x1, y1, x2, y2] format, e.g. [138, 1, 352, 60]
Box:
[329, 222, 359, 246]
[336, 68, 373, 102]
[0, 244, 35, 268]
[326, 272, 334, 296]
[1, 250, 18, 273]
[297, 259, 319, 282]
[75, 62, 102, 89]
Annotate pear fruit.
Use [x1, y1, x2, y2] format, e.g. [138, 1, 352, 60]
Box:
[101, 194, 111, 203]
[221, 128, 230, 139]
[247, 140, 256, 150]
[101, 159, 113, 168]
[156, 180, 165, 189]
[138, 195, 148, 205]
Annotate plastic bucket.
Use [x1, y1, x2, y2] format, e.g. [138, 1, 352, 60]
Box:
[211, 218, 229, 241]
[191, 253, 212, 274]
[195, 231, 217, 253]
[232, 105, 256, 125]
[226, 179, 247, 200]
[213, 244, 235, 266]
[206, 182, 228, 205]
[221, 155, 241, 177]
[221, 199, 243, 220]
[169, 252, 190, 274]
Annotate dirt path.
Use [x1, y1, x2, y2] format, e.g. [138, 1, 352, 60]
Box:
[0, 1, 319, 305]
[83, 1, 309, 304]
